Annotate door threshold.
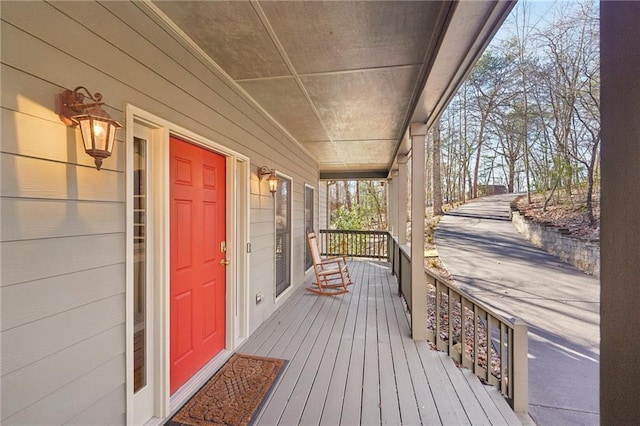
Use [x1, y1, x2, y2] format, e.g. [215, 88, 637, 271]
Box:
[143, 349, 233, 426]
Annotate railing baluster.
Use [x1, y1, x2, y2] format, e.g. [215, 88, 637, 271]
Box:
[474, 305, 480, 376]
[460, 297, 467, 367]
[448, 286, 454, 356]
[500, 322, 507, 394]
[453, 292, 462, 364]
[319, 229, 390, 260]
[488, 314, 499, 387]
[373, 233, 376, 258]
[374, 232, 377, 257]
[481, 308, 489, 383]
[436, 281, 448, 352]
[508, 326, 514, 400]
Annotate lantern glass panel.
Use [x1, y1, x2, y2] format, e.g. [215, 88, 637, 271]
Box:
[93, 119, 110, 151]
[78, 117, 94, 152]
[268, 175, 278, 193]
[107, 123, 117, 153]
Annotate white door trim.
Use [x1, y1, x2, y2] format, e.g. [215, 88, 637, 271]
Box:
[125, 105, 250, 424]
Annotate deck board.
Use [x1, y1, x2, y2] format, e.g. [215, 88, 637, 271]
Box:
[337, 261, 368, 425]
[419, 346, 472, 425]
[461, 369, 510, 426]
[236, 259, 523, 425]
[256, 297, 331, 424]
[240, 286, 309, 355]
[377, 268, 402, 425]
[317, 261, 364, 426]
[298, 271, 356, 425]
[381, 269, 424, 425]
[436, 350, 491, 424]
[278, 296, 341, 425]
[361, 269, 382, 425]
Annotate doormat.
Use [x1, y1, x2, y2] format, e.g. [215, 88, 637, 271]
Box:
[166, 353, 287, 426]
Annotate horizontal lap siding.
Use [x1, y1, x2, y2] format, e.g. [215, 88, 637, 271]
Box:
[1, 264, 124, 331]
[1, 0, 318, 423]
[1, 198, 124, 242]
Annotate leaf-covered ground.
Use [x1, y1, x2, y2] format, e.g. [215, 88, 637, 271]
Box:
[514, 190, 600, 240]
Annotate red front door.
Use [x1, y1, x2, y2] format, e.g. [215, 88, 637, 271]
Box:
[170, 136, 226, 394]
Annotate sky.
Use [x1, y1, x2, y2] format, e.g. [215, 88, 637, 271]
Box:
[493, 0, 566, 44]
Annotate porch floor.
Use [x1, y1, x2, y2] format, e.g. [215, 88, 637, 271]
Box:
[238, 259, 524, 425]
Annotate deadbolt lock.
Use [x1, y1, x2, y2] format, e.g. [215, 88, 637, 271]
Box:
[220, 259, 230, 266]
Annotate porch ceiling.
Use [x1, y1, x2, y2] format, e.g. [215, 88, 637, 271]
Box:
[151, 1, 513, 178]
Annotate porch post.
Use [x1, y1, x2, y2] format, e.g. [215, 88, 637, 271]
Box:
[410, 123, 427, 340]
[601, 3, 640, 423]
[512, 318, 529, 413]
[397, 156, 409, 245]
[388, 172, 398, 237]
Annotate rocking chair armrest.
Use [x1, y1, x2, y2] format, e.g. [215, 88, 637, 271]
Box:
[319, 257, 344, 266]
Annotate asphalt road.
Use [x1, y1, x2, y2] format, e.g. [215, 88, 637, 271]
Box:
[435, 193, 600, 425]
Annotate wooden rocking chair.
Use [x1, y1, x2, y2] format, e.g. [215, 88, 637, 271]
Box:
[306, 232, 353, 295]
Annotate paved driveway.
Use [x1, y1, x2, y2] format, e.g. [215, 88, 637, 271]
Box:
[435, 193, 600, 425]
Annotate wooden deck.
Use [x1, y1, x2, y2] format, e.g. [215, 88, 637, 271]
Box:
[238, 259, 524, 425]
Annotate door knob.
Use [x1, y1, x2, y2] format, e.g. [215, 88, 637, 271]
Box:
[220, 259, 230, 266]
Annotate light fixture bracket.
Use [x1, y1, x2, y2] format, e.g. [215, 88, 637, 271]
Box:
[57, 86, 104, 127]
[257, 165, 272, 180]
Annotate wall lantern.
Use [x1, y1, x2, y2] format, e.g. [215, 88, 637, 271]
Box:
[57, 86, 122, 170]
[258, 165, 278, 195]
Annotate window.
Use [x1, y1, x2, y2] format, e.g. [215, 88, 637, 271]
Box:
[133, 137, 147, 393]
[275, 175, 291, 297]
[304, 184, 315, 271]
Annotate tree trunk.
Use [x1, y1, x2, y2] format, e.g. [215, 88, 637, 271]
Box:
[585, 134, 601, 226]
[543, 177, 560, 212]
[344, 181, 352, 209]
[472, 115, 488, 199]
[433, 122, 443, 215]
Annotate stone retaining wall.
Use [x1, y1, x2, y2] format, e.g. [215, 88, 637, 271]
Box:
[510, 206, 600, 277]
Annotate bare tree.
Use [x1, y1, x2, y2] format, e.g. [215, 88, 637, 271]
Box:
[535, 0, 600, 222]
[436, 0, 599, 231]
[468, 51, 515, 198]
[432, 122, 443, 215]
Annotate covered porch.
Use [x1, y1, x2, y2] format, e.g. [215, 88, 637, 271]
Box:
[5, 1, 640, 424]
[238, 259, 527, 425]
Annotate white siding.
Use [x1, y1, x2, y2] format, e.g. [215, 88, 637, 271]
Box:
[1, 0, 318, 422]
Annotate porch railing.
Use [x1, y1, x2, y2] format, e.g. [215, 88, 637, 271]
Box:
[318, 229, 528, 413]
[387, 234, 528, 414]
[318, 229, 388, 259]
